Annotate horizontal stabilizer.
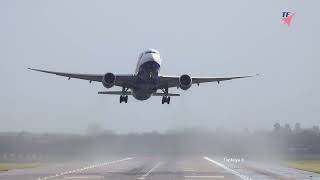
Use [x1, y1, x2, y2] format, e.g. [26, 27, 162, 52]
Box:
[98, 91, 180, 96]
[152, 93, 180, 96]
[98, 91, 132, 95]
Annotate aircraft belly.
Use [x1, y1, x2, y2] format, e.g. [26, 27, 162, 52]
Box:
[132, 58, 161, 100]
[132, 89, 154, 100]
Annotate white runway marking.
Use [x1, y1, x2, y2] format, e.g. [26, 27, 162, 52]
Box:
[203, 156, 253, 180]
[64, 176, 104, 179]
[184, 175, 225, 178]
[183, 167, 195, 171]
[37, 157, 133, 180]
[137, 162, 162, 180]
[183, 167, 195, 172]
[184, 169, 196, 172]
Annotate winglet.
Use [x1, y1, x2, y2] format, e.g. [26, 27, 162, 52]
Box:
[27, 68, 58, 74]
[28, 68, 41, 72]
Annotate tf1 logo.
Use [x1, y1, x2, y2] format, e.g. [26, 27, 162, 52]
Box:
[282, 11, 296, 26]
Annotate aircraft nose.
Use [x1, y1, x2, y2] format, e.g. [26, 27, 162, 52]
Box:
[143, 53, 162, 65]
[151, 53, 161, 65]
[148, 53, 160, 60]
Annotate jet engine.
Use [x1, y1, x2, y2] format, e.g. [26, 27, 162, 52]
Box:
[179, 74, 192, 90]
[102, 72, 116, 88]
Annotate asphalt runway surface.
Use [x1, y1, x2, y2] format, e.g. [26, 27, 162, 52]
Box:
[0, 156, 319, 180]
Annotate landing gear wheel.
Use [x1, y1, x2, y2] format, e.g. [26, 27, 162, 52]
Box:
[160, 87, 171, 104]
[120, 95, 128, 103]
[162, 96, 170, 104]
[119, 87, 129, 103]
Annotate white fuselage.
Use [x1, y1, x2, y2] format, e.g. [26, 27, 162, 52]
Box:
[131, 49, 162, 100]
[135, 50, 162, 75]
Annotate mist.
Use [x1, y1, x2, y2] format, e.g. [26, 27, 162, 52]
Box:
[0, 122, 318, 163]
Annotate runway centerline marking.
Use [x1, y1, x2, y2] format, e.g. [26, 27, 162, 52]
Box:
[37, 157, 133, 180]
[204, 156, 253, 180]
[137, 162, 162, 180]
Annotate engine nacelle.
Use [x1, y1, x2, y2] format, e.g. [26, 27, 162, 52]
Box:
[102, 72, 116, 88]
[179, 74, 192, 90]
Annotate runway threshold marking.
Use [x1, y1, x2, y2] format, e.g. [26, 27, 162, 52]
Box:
[37, 157, 133, 180]
[203, 156, 253, 180]
[137, 162, 162, 180]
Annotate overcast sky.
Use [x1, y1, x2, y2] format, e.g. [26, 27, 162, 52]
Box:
[1, 0, 319, 133]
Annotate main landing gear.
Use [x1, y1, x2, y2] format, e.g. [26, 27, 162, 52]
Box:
[161, 87, 170, 104]
[120, 95, 128, 103]
[162, 96, 170, 104]
[120, 87, 129, 103]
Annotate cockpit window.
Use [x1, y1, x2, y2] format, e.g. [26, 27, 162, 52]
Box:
[145, 51, 155, 54]
[139, 50, 159, 59]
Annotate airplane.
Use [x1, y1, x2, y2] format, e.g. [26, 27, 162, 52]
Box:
[28, 49, 256, 104]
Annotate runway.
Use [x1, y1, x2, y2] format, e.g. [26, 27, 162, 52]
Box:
[0, 156, 319, 180]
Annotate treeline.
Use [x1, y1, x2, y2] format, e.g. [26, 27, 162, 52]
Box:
[0, 123, 319, 161]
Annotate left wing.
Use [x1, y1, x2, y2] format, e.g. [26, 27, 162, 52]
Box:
[159, 75, 257, 88]
[28, 68, 135, 87]
[28, 68, 103, 82]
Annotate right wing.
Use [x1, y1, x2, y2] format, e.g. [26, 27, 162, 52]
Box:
[28, 68, 135, 87]
[159, 75, 257, 88]
[191, 75, 256, 84]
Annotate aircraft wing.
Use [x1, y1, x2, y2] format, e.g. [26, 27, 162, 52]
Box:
[28, 68, 135, 87]
[28, 68, 103, 82]
[159, 75, 257, 88]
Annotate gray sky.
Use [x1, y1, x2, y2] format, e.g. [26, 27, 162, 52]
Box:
[1, 0, 319, 133]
